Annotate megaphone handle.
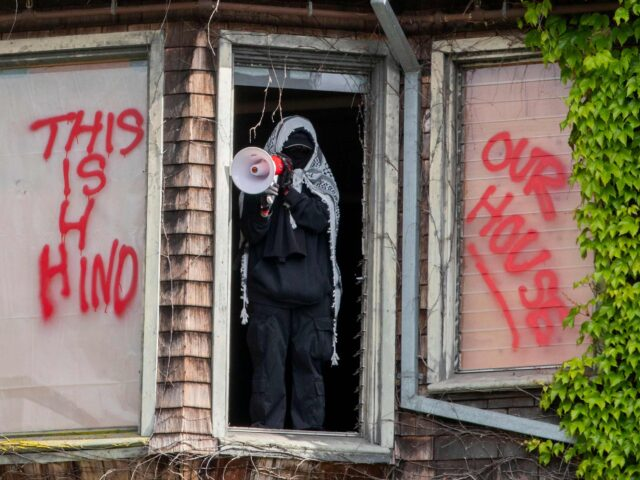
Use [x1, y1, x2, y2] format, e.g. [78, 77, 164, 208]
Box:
[259, 190, 276, 218]
[261, 181, 276, 195]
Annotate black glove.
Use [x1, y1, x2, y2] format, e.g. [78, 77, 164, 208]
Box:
[277, 154, 294, 191]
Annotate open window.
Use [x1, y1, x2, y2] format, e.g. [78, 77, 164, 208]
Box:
[0, 32, 162, 459]
[426, 37, 593, 392]
[213, 32, 398, 462]
[229, 87, 364, 433]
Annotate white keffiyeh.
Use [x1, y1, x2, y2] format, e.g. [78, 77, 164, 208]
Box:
[239, 116, 342, 365]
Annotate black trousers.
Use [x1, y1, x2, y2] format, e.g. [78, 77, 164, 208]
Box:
[246, 301, 333, 430]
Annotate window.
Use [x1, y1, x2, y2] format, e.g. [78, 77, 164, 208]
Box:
[212, 31, 398, 462]
[229, 87, 364, 433]
[0, 32, 162, 449]
[426, 37, 592, 391]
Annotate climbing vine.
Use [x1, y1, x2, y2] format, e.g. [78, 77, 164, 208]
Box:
[521, 0, 640, 477]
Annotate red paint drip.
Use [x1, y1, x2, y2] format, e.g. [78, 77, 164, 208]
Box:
[91, 239, 119, 310]
[117, 108, 144, 157]
[467, 242, 520, 350]
[38, 243, 71, 321]
[29, 112, 77, 160]
[58, 197, 94, 251]
[80, 255, 89, 313]
[105, 112, 115, 156]
[114, 245, 139, 317]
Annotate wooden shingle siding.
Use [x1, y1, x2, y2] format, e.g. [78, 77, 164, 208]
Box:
[162, 211, 214, 235]
[166, 70, 215, 95]
[158, 357, 212, 383]
[164, 141, 215, 165]
[165, 47, 213, 72]
[164, 164, 214, 189]
[160, 306, 212, 333]
[164, 117, 215, 142]
[159, 331, 212, 358]
[161, 254, 213, 281]
[155, 407, 213, 435]
[160, 280, 213, 306]
[162, 234, 212, 256]
[163, 187, 214, 212]
[157, 383, 211, 409]
[165, 93, 215, 119]
[152, 24, 215, 452]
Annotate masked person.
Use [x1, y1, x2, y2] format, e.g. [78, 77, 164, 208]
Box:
[238, 116, 341, 430]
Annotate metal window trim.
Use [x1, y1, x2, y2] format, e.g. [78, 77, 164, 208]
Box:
[211, 30, 399, 458]
[0, 30, 163, 441]
[416, 34, 573, 443]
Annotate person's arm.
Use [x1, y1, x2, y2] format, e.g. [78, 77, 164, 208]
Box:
[240, 194, 272, 244]
[283, 188, 330, 233]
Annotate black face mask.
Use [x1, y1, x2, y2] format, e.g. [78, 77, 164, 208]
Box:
[283, 145, 313, 169]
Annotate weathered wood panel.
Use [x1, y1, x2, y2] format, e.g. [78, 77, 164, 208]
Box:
[394, 435, 434, 461]
[162, 234, 213, 257]
[165, 93, 215, 119]
[164, 117, 215, 142]
[149, 433, 217, 453]
[158, 357, 211, 383]
[161, 255, 213, 282]
[162, 211, 213, 235]
[160, 280, 213, 307]
[164, 164, 214, 189]
[165, 47, 213, 72]
[158, 331, 211, 358]
[154, 407, 213, 434]
[164, 141, 215, 165]
[165, 71, 215, 95]
[165, 22, 210, 48]
[160, 306, 212, 333]
[163, 187, 213, 212]
[157, 383, 211, 409]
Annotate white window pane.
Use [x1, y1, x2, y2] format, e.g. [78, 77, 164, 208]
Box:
[459, 63, 592, 371]
[0, 61, 148, 433]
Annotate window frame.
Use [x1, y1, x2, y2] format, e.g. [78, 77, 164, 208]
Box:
[212, 30, 399, 463]
[426, 36, 576, 391]
[0, 31, 163, 460]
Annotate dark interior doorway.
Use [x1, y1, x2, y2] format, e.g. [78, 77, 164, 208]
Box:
[228, 85, 364, 432]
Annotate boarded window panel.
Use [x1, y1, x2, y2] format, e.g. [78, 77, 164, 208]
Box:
[0, 61, 148, 432]
[459, 63, 592, 371]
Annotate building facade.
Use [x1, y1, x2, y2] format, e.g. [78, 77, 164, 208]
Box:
[0, 1, 598, 478]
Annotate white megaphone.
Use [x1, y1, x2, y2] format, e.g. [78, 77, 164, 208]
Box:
[231, 147, 286, 194]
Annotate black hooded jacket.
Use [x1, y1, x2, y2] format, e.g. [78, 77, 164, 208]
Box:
[240, 186, 332, 308]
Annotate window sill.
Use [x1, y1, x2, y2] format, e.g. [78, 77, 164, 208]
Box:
[427, 370, 555, 393]
[0, 434, 148, 465]
[219, 428, 392, 464]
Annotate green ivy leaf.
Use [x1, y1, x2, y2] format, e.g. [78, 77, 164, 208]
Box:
[521, 1, 640, 477]
[614, 7, 630, 26]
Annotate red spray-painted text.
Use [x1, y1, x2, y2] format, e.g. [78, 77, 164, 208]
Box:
[31, 109, 144, 321]
[466, 131, 569, 349]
